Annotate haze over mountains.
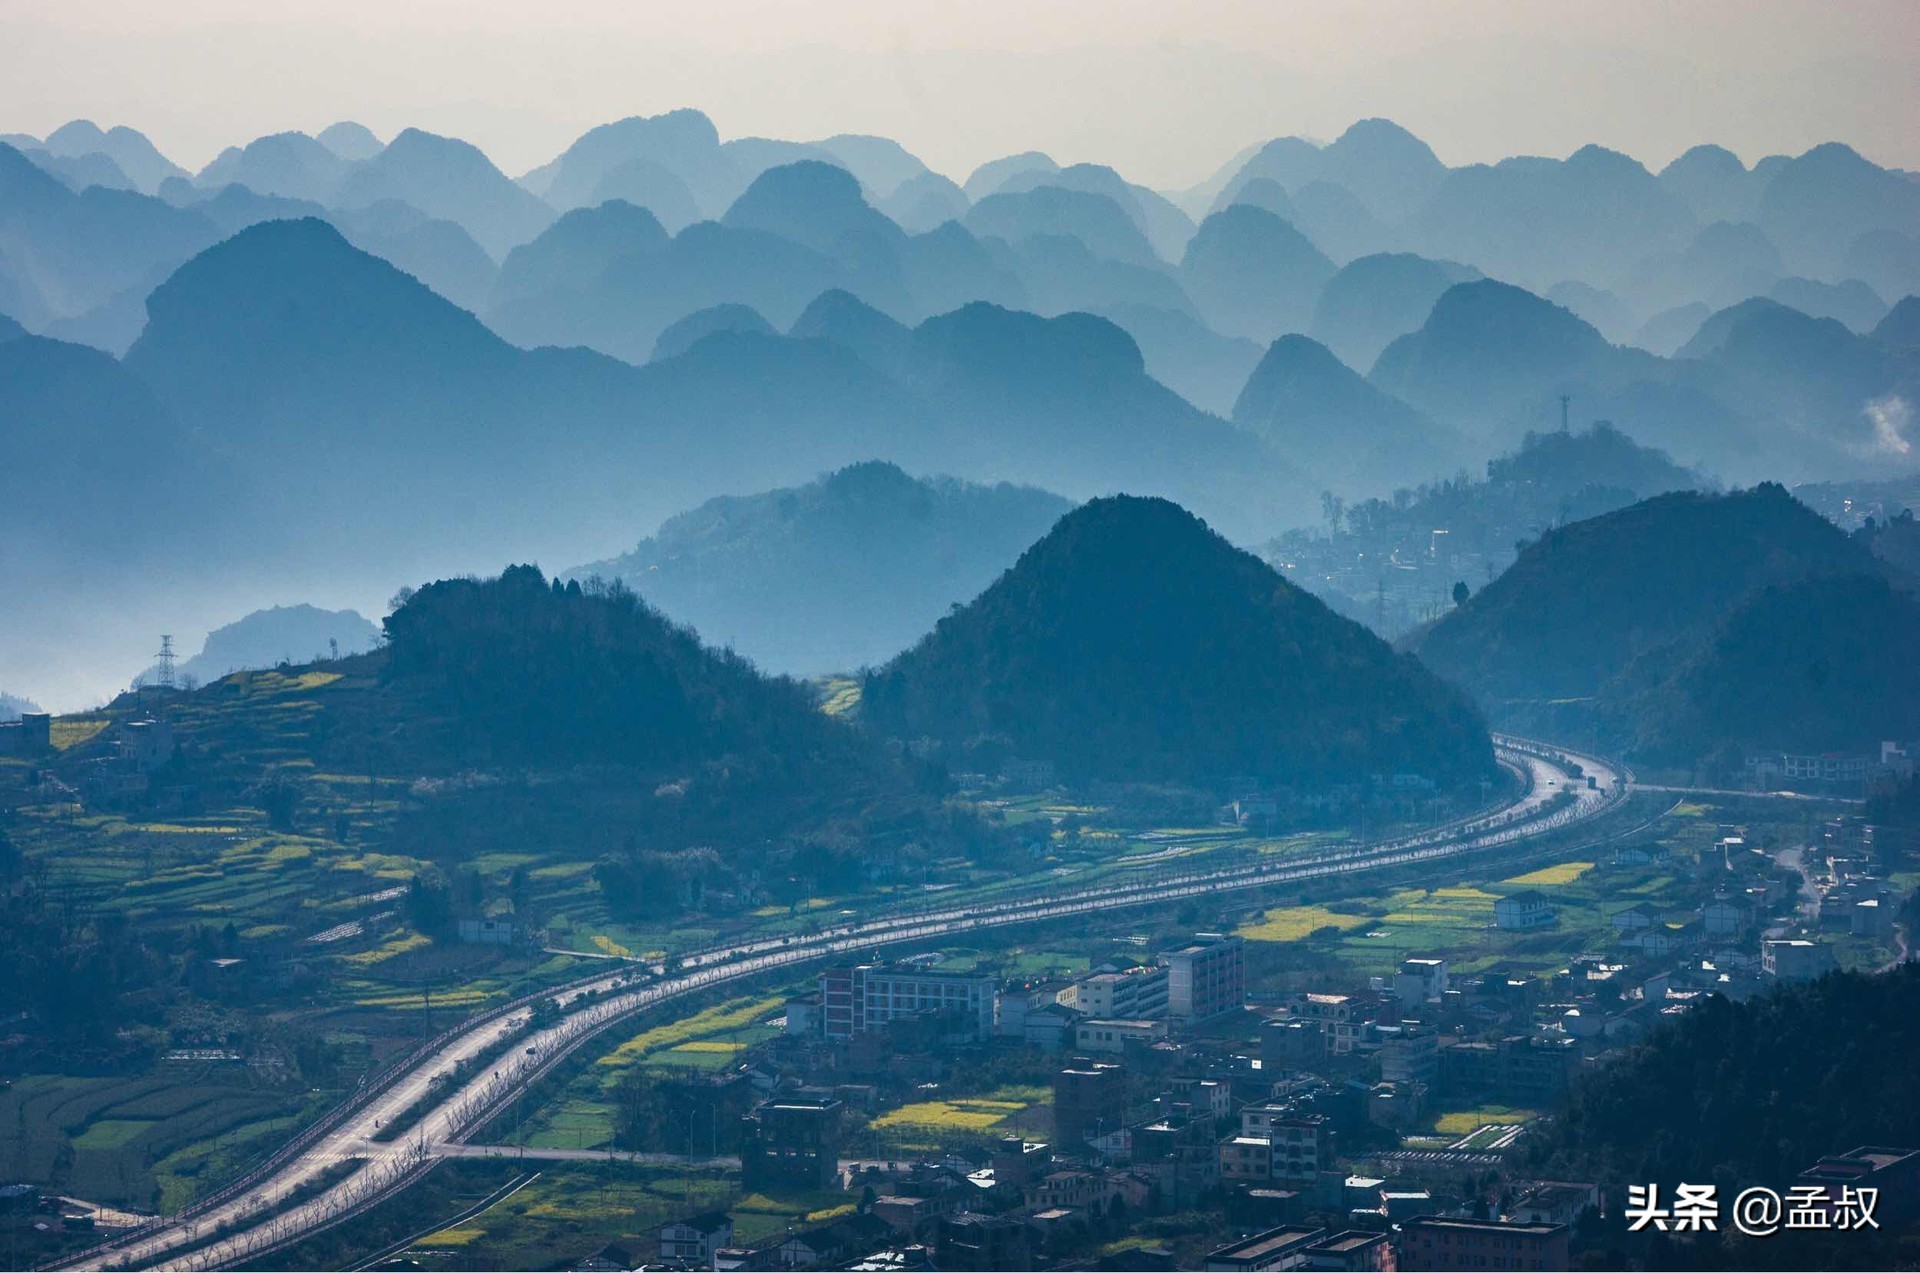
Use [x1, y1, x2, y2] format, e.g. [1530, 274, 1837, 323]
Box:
[565, 462, 1072, 675]
[4, 105, 1919, 709]
[170, 605, 380, 687]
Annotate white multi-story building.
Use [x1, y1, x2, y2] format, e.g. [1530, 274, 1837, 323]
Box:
[820, 963, 997, 1040]
[1391, 957, 1449, 1004]
[1161, 933, 1245, 1024]
[1072, 965, 1170, 1019]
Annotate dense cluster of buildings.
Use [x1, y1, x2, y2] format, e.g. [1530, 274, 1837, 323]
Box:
[616, 811, 1916, 1271]
[792, 934, 1250, 1058]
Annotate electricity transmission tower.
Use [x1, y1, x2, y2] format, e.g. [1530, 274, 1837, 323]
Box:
[154, 635, 177, 690]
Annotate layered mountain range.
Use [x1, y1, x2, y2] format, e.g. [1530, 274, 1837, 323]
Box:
[4, 107, 1918, 708]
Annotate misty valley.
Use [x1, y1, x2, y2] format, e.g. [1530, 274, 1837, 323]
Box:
[2, 85, 1919, 1273]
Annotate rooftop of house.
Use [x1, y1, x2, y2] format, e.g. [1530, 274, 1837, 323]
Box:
[1801, 1146, 1920, 1179]
[659, 1211, 733, 1233]
[1207, 1226, 1326, 1261]
[1402, 1216, 1566, 1237]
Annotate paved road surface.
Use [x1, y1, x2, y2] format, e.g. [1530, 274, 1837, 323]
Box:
[61, 735, 1627, 1271]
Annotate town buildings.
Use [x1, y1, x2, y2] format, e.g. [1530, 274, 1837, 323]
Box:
[1164, 933, 1246, 1024]
[1072, 964, 1170, 1019]
[1395, 1217, 1568, 1271]
[740, 1096, 844, 1189]
[819, 962, 997, 1041]
[0, 712, 50, 756]
[1054, 1056, 1126, 1149]
[1493, 892, 1554, 930]
[656, 1212, 734, 1266]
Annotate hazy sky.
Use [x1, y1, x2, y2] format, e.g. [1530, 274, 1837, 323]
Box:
[3, 0, 1917, 187]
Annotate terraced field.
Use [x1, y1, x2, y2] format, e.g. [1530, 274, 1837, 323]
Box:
[0, 1074, 315, 1211]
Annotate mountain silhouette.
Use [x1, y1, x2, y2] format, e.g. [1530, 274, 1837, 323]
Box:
[1222, 176, 1297, 222]
[1632, 302, 1712, 356]
[1367, 279, 1807, 476]
[1232, 334, 1468, 494]
[1089, 302, 1263, 416]
[1657, 144, 1760, 225]
[1629, 219, 1784, 314]
[0, 332, 246, 706]
[1547, 280, 1636, 343]
[1374, 280, 1612, 408]
[118, 218, 904, 574]
[879, 302, 1311, 540]
[488, 199, 668, 309]
[1180, 204, 1336, 340]
[330, 199, 498, 311]
[1874, 295, 1920, 349]
[197, 131, 352, 202]
[1674, 297, 1906, 459]
[567, 461, 1072, 674]
[125, 218, 522, 458]
[315, 121, 385, 162]
[1757, 143, 1920, 277]
[38, 268, 166, 355]
[898, 220, 1030, 317]
[1208, 136, 1325, 214]
[721, 160, 908, 299]
[492, 217, 842, 361]
[1415, 145, 1697, 291]
[719, 136, 845, 200]
[138, 180, 501, 318]
[962, 152, 1057, 202]
[41, 120, 186, 193]
[19, 146, 136, 193]
[175, 604, 381, 685]
[1767, 276, 1888, 334]
[586, 157, 702, 232]
[1604, 572, 1920, 767]
[119, 220, 1303, 576]
[964, 186, 1158, 268]
[3, 332, 217, 542]
[373, 564, 909, 819]
[811, 134, 930, 199]
[1207, 120, 1444, 229]
[535, 109, 732, 217]
[1407, 484, 1881, 710]
[1370, 279, 1621, 419]
[986, 162, 1195, 262]
[184, 183, 327, 233]
[335, 128, 555, 257]
[1003, 233, 1195, 319]
[1309, 251, 1480, 371]
[651, 303, 775, 361]
[0, 142, 220, 327]
[788, 288, 913, 376]
[1309, 119, 1447, 224]
[1842, 229, 1920, 306]
[878, 172, 969, 234]
[862, 495, 1495, 788]
[1286, 181, 1397, 264]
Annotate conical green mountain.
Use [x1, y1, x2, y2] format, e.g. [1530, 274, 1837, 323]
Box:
[862, 495, 1495, 788]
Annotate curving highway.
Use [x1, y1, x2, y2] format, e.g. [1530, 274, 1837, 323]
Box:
[61, 735, 1629, 1271]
